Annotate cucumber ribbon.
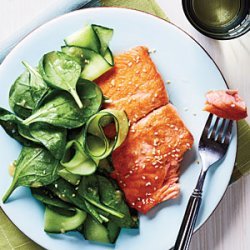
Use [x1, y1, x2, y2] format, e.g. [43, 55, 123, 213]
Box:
[84, 109, 129, 160]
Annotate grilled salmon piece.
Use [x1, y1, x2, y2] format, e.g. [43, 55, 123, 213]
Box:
[111, 104, 194, 214]
[96, 46, 168, 123]
[204, 89, 247, 120]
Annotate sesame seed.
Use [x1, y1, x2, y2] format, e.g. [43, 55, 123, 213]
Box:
[174, 127, 179, 131]
[171, 154, 175, 158]
[231, 103, 235, 107]
[43, 170, 46, 175]
[129, 170, 133, 174]
[125, 174, 130, 179]
[128, 61, 133, 67]
[142, 199, 146, 204]
[123, 183, 127, 187]
[154, 176, 159, 180]
[141, 163, 146, 169]
[170, 124, 175, 128]
[152, 161, 157, 166]
[186, 143, 191, 148]
[154, 93, 158, 98]
[72, 193, 76, 197]
[142, 176, 146, 180]
[145, 182, 151, 186]
[131, 202, 135, 206]
[149, 48, 156, 53]
[54, 184, 58, 188]
[138, 205, 142, 208]
[154, 131, 158, 135]
[179, 134, 184, 139]
[128, 81, 132, 85]
[172, 149, 176, 153]
[142, 68, 147, 72]
[137, 197, 141, 201]
[135, 70, 139, 74]
[75, 187, 79, 190]
[119, 180, 123, 184]
[154, 187, 157, 191]
[176, 148, 180, 152]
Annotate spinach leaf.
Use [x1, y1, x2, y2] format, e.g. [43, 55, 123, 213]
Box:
[23, 80, 102, 128]
[48, 178, 104, 223]
[2, 146, 59, 202]
[0, 107, 32, 146]
[31, 187, 72, 209]
[97, 175, 138, 228]
[39, 51, 83, 108]
[29, 123, 67, 159]
[23, 90, 86, 128]
[18, 124, 40, 143]
[76, 80, 103, 118]
[78, 176, 125, 219]
[9, 62, 48, 118]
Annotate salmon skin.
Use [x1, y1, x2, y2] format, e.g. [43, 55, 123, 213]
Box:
[204, 89, 247, 120]
[96, 46, 168, 123]
[111, 104, 193, 214]
[96, 46, 193, 214]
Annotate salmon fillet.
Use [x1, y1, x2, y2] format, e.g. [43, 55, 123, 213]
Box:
[111, 104, 193, 214]
[96, 46, 193, 213]
[204, 90, 247, 120]
[96, 46, 168, 123]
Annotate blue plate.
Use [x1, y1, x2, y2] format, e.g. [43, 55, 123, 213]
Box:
[0, 7, 236, 250]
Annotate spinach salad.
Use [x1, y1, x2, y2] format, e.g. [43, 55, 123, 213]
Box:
[0, 24, 138, 244]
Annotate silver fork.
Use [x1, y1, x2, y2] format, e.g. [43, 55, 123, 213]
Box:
[173, 114, 234, 250]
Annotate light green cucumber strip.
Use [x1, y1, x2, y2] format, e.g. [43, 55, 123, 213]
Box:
[60, 140, 97, 176]
[44, 207, 87, 233]
[84, 109, 129, 160]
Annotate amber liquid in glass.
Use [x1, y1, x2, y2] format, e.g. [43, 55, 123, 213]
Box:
[183, 0, 250, 39]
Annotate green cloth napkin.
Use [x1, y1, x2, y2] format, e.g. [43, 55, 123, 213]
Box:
[1, 0, 249, 249]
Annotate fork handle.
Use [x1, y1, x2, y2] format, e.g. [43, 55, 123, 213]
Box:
[173, 189, 202, 250]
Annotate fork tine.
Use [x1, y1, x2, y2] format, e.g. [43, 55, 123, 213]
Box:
[217, 119, 227, 142]
[202, 113, 213, 138]
[210, 117, 220, 139]
[223, 120, 233, 145]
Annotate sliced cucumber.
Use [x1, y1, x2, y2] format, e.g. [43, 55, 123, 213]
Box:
[44, 206, 86, 233]
[103, 47, 114, 66]
[62, 46, 112, 81]
[64, 25, 100, 53]
[92, 24, 113, 55]
[58, 168, 81, 185]
[83, 215, 110, 243]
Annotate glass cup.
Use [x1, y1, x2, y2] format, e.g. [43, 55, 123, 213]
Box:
[182, 0, 250, 40]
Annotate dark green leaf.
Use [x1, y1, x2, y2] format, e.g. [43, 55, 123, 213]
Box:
[9, 62, 48, 118]
[2, 146, 59, 202]
[31, 187, 72, 209]
[39, 51, 83, 108]
[29, 122, 67, 159]
[0, 107, 32, 146]
[23, 90, 86, 128]
[78, 176, 125, 219]
[97, 175, 138, 228]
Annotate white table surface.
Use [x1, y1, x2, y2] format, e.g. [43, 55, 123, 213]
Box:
[0, 1, 249, 250]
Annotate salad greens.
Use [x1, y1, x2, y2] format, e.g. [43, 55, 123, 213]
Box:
[0, 24, 138, 245]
